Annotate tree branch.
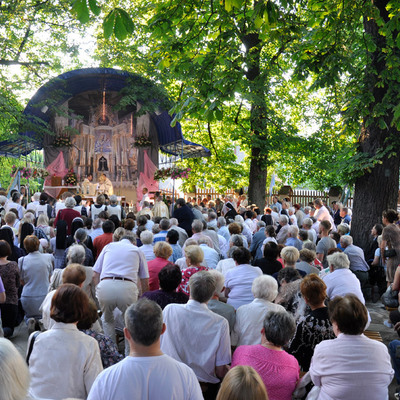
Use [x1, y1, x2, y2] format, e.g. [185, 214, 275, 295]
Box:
[0, 59, 50, 66]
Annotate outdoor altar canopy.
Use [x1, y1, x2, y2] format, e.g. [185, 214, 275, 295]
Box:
[0, 68, 210, 202]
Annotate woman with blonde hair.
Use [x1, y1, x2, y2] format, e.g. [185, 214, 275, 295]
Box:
[177, 245, 208, 295]
[37, 214, 55, 239]
[0, 338, 30, 400]
[216, 365, 268, 400]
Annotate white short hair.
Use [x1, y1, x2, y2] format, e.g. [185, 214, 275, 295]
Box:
[340, 235, 353, 246]
[0, 338, 30, 400]
[234, 215, 245, 225]
[64, 197, 76, 208]
[252, 275, 278, 302]
[288, 225, 299, 237]
[279, 215, 289, 225]
[33, 192, 41, 201]
[326, 252, 350, 270]
[109, 195, 118, 204]
[208, 269, 225, 296]
[0, 195, 6, 206]
[141, 230, 154, 245]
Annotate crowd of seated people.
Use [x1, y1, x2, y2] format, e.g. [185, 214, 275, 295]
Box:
[0, 189, 398, 399]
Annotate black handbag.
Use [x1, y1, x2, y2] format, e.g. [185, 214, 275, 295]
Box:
[384, 249, 397, 258]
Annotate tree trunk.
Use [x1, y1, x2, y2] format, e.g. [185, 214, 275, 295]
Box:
[248, 146, 267, 210]
[243, 32, 268, 210]
[351, 0, 400, 251]
[352, 149, 399, 251]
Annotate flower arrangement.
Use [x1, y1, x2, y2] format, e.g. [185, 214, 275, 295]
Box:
[132, 135, 152, 148]
[10, 166, 50, 180]
[154, 167, 191, 181]
[53, 135, 72, 148]
[32, 168, 50, 179]
[64, 169, 77, 186]
[10, 165, 33, 179]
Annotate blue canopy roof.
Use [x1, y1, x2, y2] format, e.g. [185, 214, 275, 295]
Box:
[0, 68, 210, 158]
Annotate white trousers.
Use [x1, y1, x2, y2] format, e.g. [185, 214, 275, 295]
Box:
[96, 279, 138, 345]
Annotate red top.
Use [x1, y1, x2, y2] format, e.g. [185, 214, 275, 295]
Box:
[93, 232, 114, 259]
[148, 257, 172, 291]
[54, 208, 81, 235]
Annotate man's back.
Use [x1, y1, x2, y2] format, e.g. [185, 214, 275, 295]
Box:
[88, 355, 202, 400]
[161, 300, 231, 383]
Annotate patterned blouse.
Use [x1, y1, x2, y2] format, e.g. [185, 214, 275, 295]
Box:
[82, 329, 123, 368]
[0, 261, 20, 305]
[177, 266, 209, 296]
[287, 306, 335, 371]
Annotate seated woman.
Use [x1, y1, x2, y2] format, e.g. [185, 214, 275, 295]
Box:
[309, 294, 393, 399]
[232, 275, 285, 347]
[253, 241, 282, 276]
[19, 235, 54, 331]
[232, 310, 299, 400]
[177, 245, 208, 295]
[148, 242, 173, 291]
[274, 267, 304, 318]
[77, 300, 123, 368]
[28, 284, 103, 399]
[287, 274, 335, 371]
[0, 240, 20, 338]
[225, 247, 262, 310]
[61, 227, 94, 268]
[142, 264, 189, 309]
[0, 338, 30, 400]
[216, 365, 268, 400]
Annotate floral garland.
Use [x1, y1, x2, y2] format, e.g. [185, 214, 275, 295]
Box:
[132, 135, 152, 148]
[154, 167, 191, 181]
[64, 169, 77, 186]
[10, 166, 50, 179]
[53, 135, 72, 148]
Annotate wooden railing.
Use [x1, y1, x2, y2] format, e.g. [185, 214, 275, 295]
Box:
[192, 188, 354, 208]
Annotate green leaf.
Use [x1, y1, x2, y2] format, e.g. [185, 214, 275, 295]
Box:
[116, 8, 134, 35]
[215, 108, 223, 120]
[115, 12, 129, 40]
[72, 0, 90, 24]
[225, 0, 233, 12]
[103, 10, 116, 39]
[88, 0, 101, 16]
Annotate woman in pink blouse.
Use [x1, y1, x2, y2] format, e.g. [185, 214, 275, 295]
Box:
[232, 310, 299, 400]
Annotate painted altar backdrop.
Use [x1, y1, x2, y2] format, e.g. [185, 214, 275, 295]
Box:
[42, 89, 159, 197]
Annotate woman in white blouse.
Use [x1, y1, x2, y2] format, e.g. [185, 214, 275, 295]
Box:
[309, 294, 393, 400]
[28, 284, 103, 400]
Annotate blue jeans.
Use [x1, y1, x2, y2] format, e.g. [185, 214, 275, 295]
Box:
[389, 340, 400, 384]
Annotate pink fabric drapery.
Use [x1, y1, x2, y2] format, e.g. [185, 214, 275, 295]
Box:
[44, 151, 69, 186]
[137, 150, 158, 208]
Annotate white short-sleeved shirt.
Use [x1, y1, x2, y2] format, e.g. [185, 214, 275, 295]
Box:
[323, 268, 365, 303]
[216, 258, 236, 276]
[225, 264, 263, 309]
[93, 239, 149, 282]
[88, 354, 203, 400]
[310, 333, 393, 400]
[231, 298, 285, 346]
[29, 322, 103, 400]
[199, 244, 220, 269]
[161, 300, 231, 383]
